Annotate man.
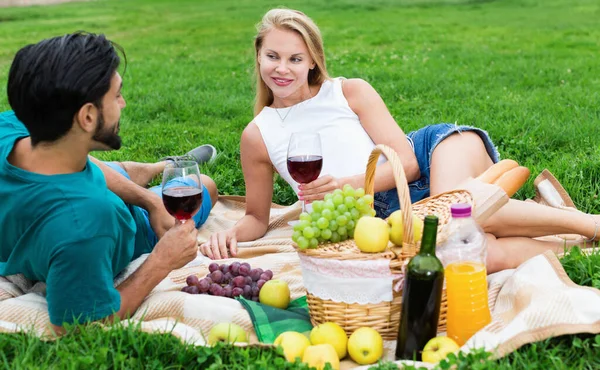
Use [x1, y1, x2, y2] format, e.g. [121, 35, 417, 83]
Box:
[0, 32, 218, 332]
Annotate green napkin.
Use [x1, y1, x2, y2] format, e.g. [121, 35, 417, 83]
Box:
[237, 296, 313, 344]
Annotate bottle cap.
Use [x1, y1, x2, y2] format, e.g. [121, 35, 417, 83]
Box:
[450, 203, 472, 218]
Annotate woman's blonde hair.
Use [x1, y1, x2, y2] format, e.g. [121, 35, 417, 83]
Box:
[253, 8, 330, 116]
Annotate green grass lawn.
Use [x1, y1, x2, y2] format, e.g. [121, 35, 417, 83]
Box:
[0, 0, 599, 368]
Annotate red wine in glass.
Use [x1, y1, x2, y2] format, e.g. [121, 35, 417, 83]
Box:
[287, 155, 323, 183]
[162, 186, 203, 221]
[161, 160, 203, 223]
[287, 133, 323, 213]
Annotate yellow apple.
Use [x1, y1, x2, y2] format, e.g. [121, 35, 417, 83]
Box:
[387, 211, 424, 245]
[354, 216, 389, 253]
[309, 322, 348, 359]
[274, 331, 311, 363]
[259, 279, 290, 309]
[302, 344, 340, 370]
[421, 336, 460, 364]
[207, 322, 249, 345]
[347, 327, 383, 365]
[412, 214, 424, 242]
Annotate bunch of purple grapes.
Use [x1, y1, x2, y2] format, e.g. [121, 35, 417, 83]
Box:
[182, 262, 273, 302]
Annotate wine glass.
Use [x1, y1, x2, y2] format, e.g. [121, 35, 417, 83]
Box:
[161, 160, 203, 223]
[287, 132, 323, 213]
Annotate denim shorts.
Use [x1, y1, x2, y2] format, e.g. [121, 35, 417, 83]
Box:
[104, 162, 212, 246]
[373, 123, 500, 218]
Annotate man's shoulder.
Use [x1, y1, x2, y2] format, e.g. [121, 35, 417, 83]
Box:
[32, 171, 114, 215]
[0, 164, 130, 252]
[47, 164, 114, 211]
[11, 184, 124, 247]
[53, 188, 124, 229]
[58, 191, 118, 217]
[32, 199, 118, 245]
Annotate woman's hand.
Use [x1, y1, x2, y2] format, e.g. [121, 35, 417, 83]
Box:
[299, 175, 344, 203]
[199, 229, 238, 260]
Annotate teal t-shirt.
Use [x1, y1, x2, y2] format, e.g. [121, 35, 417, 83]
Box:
[0, 111, 153, 325]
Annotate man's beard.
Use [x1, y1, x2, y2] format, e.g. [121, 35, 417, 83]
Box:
[92, 111, 122, 150]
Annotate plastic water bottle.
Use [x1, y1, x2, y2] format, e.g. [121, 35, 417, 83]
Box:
[436, 203, 491, 346]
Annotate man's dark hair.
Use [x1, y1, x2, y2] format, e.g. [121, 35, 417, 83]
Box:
[7, 31, 126, 145]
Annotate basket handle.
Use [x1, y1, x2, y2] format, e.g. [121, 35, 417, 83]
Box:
[364, 144, 415, 247]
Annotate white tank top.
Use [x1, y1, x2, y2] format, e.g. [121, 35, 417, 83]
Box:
[254, 77, 387, 195]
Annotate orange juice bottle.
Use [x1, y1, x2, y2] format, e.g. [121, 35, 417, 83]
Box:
[445, 261, 491, 345]
[437, 204, 491, 346]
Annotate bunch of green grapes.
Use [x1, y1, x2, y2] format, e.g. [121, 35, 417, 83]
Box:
[292, 184, 375, 249]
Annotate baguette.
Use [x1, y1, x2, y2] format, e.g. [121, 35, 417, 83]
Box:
[477, 159, 519, 184]
[493, 166, 531, 197]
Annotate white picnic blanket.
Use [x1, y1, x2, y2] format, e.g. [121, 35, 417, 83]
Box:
[1, 196, 599, 369]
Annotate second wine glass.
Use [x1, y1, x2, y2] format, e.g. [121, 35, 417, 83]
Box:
[286, 132, 323, 213]
[161, 160, 203, 223]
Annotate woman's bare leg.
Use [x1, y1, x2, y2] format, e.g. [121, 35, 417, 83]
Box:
[429, 131, 494, 193]
[429, 131, 599, 240]
[428, 131, 598, 273]
[482, 200, 598, 239]
[485, 234, 588, 273]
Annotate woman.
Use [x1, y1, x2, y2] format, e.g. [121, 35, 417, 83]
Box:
[200, 8, 598, 272]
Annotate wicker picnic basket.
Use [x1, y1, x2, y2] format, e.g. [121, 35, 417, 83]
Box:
[296, 144, 474, 340]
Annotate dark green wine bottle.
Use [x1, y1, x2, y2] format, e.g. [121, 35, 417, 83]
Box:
[395, 215, 444, 361]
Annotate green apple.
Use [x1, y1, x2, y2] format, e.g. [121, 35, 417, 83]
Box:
[259, 279, 290, 309]
[347, 327, 383, 365]
[421, 336, 460, 363]
[387, 210, 424, 245]
[354, 216, 389, 253]
[207, 322, 249, 345]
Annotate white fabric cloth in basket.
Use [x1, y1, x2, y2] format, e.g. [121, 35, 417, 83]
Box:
[298, 253, 398, 304]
